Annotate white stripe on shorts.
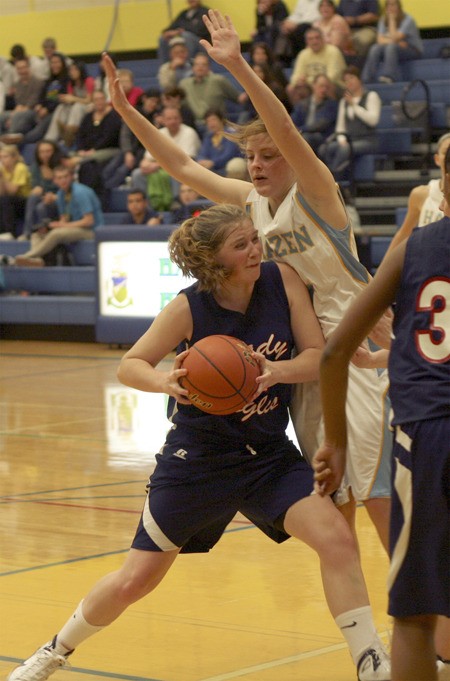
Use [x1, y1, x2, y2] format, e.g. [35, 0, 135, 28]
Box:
[387, 427, 413, 591]
[142, 497, 180, 551]
[395, 425, 412, 453]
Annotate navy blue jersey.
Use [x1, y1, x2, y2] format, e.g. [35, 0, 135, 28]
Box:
[389, 217, 450, 425]
[167, 261, 295, 448]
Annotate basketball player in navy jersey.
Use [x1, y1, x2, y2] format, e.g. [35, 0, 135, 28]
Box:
[100, 12, 395, 587]
[313, 150, 450, 680]
[8, 204, 390, 681]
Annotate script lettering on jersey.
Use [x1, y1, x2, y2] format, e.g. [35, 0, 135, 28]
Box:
[238, 334, 289, 422]
[240, 393, 280, 422]
[254, 333, 288, 361]
[263, 224, 313, 260]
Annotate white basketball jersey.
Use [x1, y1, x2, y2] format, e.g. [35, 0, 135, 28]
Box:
[246, 184, 370, 339]
[246, 184, 391, 501]
[418, 179, 443, 227]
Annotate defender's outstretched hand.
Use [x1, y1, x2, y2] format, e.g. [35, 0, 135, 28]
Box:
[312, 443, 346, 496]
[200, 10, 243, 67]
[101, 52, 131, 116]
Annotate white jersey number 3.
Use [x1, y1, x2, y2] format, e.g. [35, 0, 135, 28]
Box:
[416, 277, 450, 363]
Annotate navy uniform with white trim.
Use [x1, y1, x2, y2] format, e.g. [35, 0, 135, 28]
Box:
[387, 217, 450, 619]
[132, 261, 314, 554]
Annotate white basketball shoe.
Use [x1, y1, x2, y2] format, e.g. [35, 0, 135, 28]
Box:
[357, 642, 391, 680]
[7, 637, 72, 681]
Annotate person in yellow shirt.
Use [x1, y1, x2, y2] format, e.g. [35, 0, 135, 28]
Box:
[0, 144, 31, 239]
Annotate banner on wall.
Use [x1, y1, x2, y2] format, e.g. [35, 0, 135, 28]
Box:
[98, 241, 194, 319]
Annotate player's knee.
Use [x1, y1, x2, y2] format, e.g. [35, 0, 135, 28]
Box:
[116, 570, 157, 604]
[318, 516, 358, 564]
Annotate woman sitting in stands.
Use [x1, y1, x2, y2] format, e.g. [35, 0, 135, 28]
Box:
[44, 61, 95, 149]
[361, 0, 423, 84]
[22, 140, 67, 239]
[0, 144, 31, 240]
[313, 0, 352, 53]
[319, 65, 380, 182]
[197, 109, 243, 174]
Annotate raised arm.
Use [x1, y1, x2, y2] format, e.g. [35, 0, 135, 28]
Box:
[200, 10, 347, 228]
[101, 53, 251, 207]
[384, 184, 426, 255]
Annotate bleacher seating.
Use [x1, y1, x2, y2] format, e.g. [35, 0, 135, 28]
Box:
[370, 236, 392, 273]
[3, 266, 95, 294]
[396, 206, 408, 227]
[1, 38, 448, 340]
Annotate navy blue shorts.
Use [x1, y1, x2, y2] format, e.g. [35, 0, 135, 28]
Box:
[131, 437, 314, 554]
[388, 417, 450, 618]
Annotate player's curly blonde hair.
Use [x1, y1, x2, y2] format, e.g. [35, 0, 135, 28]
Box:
[168, 203, 250, 292]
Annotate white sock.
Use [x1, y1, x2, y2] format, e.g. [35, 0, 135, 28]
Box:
[54, 600, 104, 653]
[335, 606, 380, 665]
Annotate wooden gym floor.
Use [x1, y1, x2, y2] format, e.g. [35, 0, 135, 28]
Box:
[0, 340, 391, 681]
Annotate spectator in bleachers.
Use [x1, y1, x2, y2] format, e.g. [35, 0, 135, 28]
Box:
[313, 0, 352, 52]
[69, 89, 122, 203]
[251, 0, 289, 52]
[12, 165, 103, 267]
[248, 42, 289, 92]
[0, 79, 6, 118]
[22, 140, 66, 239]
[197, 109, 243, 174]
[31, 37, 72, 82]
[318, 65, 380, 182]
[161, 86, 197, 130]
[158, 0, 211, 63]
[385, 131, 450, 255]
[336, 0, 380, 61]
[117, 69, 144, 107]
[169, 182, 211, 222]
[361, 0, 423, 83]
[287, 27, 346, 100]
[291, 73, 338, 153]
[239, 62, 292, 122]
[11, 52, 70, 145]
[7, 44, 43, 89]
[225, 156, 251, 181]
[0, 144, 31, 240]
[0, 54, 16, 103]
[103, 88, 162, 191]
[179, 53, 247, 129]
[158, 37, 193, 90]
[0, 58, 43, 140]
[132, 106, 201, 210]
[121, 189, 162, 226]
[44, 61, 95, 149]
[273, 0, 321, 66]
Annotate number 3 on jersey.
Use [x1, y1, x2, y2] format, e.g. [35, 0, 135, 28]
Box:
[416, 277, 450, 363]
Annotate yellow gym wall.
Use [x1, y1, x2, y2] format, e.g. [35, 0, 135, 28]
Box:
[0, 0, 448, 60]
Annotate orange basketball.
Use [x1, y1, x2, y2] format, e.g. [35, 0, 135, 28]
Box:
[180, 335, 261, 415]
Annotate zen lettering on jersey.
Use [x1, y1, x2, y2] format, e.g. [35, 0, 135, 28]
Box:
[263, 224, 314, 260]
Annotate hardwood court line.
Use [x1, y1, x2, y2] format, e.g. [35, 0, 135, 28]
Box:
[1, 413, 107, 434]
[0, 657, 163, 681]
[0, 363, 115, 383]
[0, 352, 121, 362]
[0, 525, 253, 577]
[198, 642, 349, 681]
[0, 480, 146, 501]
